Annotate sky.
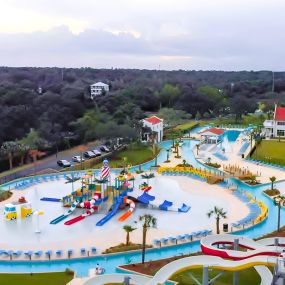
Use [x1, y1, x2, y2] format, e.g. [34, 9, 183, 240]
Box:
[0, 0, 284, 70]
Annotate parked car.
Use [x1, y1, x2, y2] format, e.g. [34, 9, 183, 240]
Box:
[100, 145, 110, 152]
[83, 151, 96, 159]
[57, 160, 71, 167]
[72, 156, 85, 163]
[92, 149, 102, 156]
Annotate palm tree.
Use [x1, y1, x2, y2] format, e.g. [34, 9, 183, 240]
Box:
[273, 195, 285, 232]
[196, 144, 200, 156]
[18, 143, 30, 166]
[123, 225, 136, 246]
[151, 143, 160, 167]
[139, 214, 157, 263]
[0, 141, 21, 169]
[207, 206, 227, 234]
[269, 176, 276, 191]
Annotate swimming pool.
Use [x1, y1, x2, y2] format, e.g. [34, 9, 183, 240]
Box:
[0, 138, 284, 276]
[222, 130, 241, 142]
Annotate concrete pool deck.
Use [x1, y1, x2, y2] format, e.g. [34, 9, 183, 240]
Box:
[195, 132, 285, 184]
[0, 173, 248, 261]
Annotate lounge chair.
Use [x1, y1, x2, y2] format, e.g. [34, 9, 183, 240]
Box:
[34, 250, 43, 257]
[56, 250, 62, 256]
[91, 247, 97, 254]
[80, 248, 86, 255]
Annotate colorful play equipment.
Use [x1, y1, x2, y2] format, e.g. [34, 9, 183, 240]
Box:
[118, 197, 135, 222]
[136, 191, 190, 213]
[4, 199, 33, 220]
[139, 182, 152, 192]
[64, 194, 101, 225]
[101, 159, 110, 180]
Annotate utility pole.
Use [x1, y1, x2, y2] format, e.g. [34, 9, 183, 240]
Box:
[271, 71, 275, 92]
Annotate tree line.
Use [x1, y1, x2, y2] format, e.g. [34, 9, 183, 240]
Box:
[0, 67, 285, 170]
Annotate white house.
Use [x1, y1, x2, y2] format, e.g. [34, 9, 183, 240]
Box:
[141, 116, 164, 143]
[200, 128, 224, 144]
[263, 105, 285, 138]
[90, 82, 109, 99]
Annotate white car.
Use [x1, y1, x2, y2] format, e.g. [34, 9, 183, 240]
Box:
[92, 149, 102, 156]
[57, 160, 71, 167]
[72, 156, 85, 163]
[83, 151, 96, 159]
[100, 145, 110, 152]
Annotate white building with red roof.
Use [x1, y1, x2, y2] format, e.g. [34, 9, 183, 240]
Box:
[141, 116, 164, 143]
[263, 104, 285, 138]
[200, 127, 224, 144]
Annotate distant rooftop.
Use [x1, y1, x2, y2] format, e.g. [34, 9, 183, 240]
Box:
[144, 116, 163, 125]
[90, 82, 108, 87]
[274, 106, 285, 121]
[201, 127, 224, 136]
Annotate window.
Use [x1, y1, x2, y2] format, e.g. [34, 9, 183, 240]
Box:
[277, 122, 285, 125]
[277, 130, 285, 136]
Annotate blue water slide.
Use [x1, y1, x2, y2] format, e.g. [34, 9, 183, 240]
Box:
[96, 196, 123, 226]
[159, 200, 173, 211]
[178, 203, 191, 213]
[137, 192, 155, 204]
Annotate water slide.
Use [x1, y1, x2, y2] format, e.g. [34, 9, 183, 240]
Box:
[64, 195, 100, 226]
[41, 197, 61, 202]
[118, 197, 135, 222]
[136, 192, 190, 213]
[80, 255, 275, 285]
[96, 196, 123, 226]
[64, 205, 98, 225]
[201, 234, 285, 260]
[50, 201, 79, 224]
[146, 255, 276, 285]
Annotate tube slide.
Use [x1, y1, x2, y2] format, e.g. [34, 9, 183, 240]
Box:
[64, 195, 100, 226]
[64, 206, 98, 225]
[201, 234, 285, 260]
[118, 197, 135, 222]
[96, 196, 123, 226]
[146, 255, 276, 285]
[50, 201, 79, 224]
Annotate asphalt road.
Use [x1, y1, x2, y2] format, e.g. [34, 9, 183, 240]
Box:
[0, 142, 108, 184]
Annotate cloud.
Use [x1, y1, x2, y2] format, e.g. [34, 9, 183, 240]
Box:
[0, 0, 284, 70]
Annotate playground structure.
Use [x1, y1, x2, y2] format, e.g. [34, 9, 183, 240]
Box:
[223, 164, 258, 180]
[4, 197, 32, 220]
[49, 160, 138, 226]
[158, 165, 260, 184]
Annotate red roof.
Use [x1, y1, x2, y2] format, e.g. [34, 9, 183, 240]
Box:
[275, 107, 285, 121]
[201, 128, 224, 136]
[144, 116, 162, 125]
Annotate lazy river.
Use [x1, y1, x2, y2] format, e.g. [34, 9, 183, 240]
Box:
[0, 135, 284, 276]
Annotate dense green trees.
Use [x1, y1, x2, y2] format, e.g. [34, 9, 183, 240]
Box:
[0, 67, 285, 171]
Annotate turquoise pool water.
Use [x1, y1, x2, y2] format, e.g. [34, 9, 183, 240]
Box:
[0, 138, 284, 276]
[222, 130, 241, 142]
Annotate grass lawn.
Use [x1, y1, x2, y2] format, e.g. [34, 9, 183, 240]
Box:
[0, 272, 74, 285]
[94, 143, 154, 168]
[251, 140, 285, 165]
[174, 121, 201, 132]
[172, 267, 261, 285]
